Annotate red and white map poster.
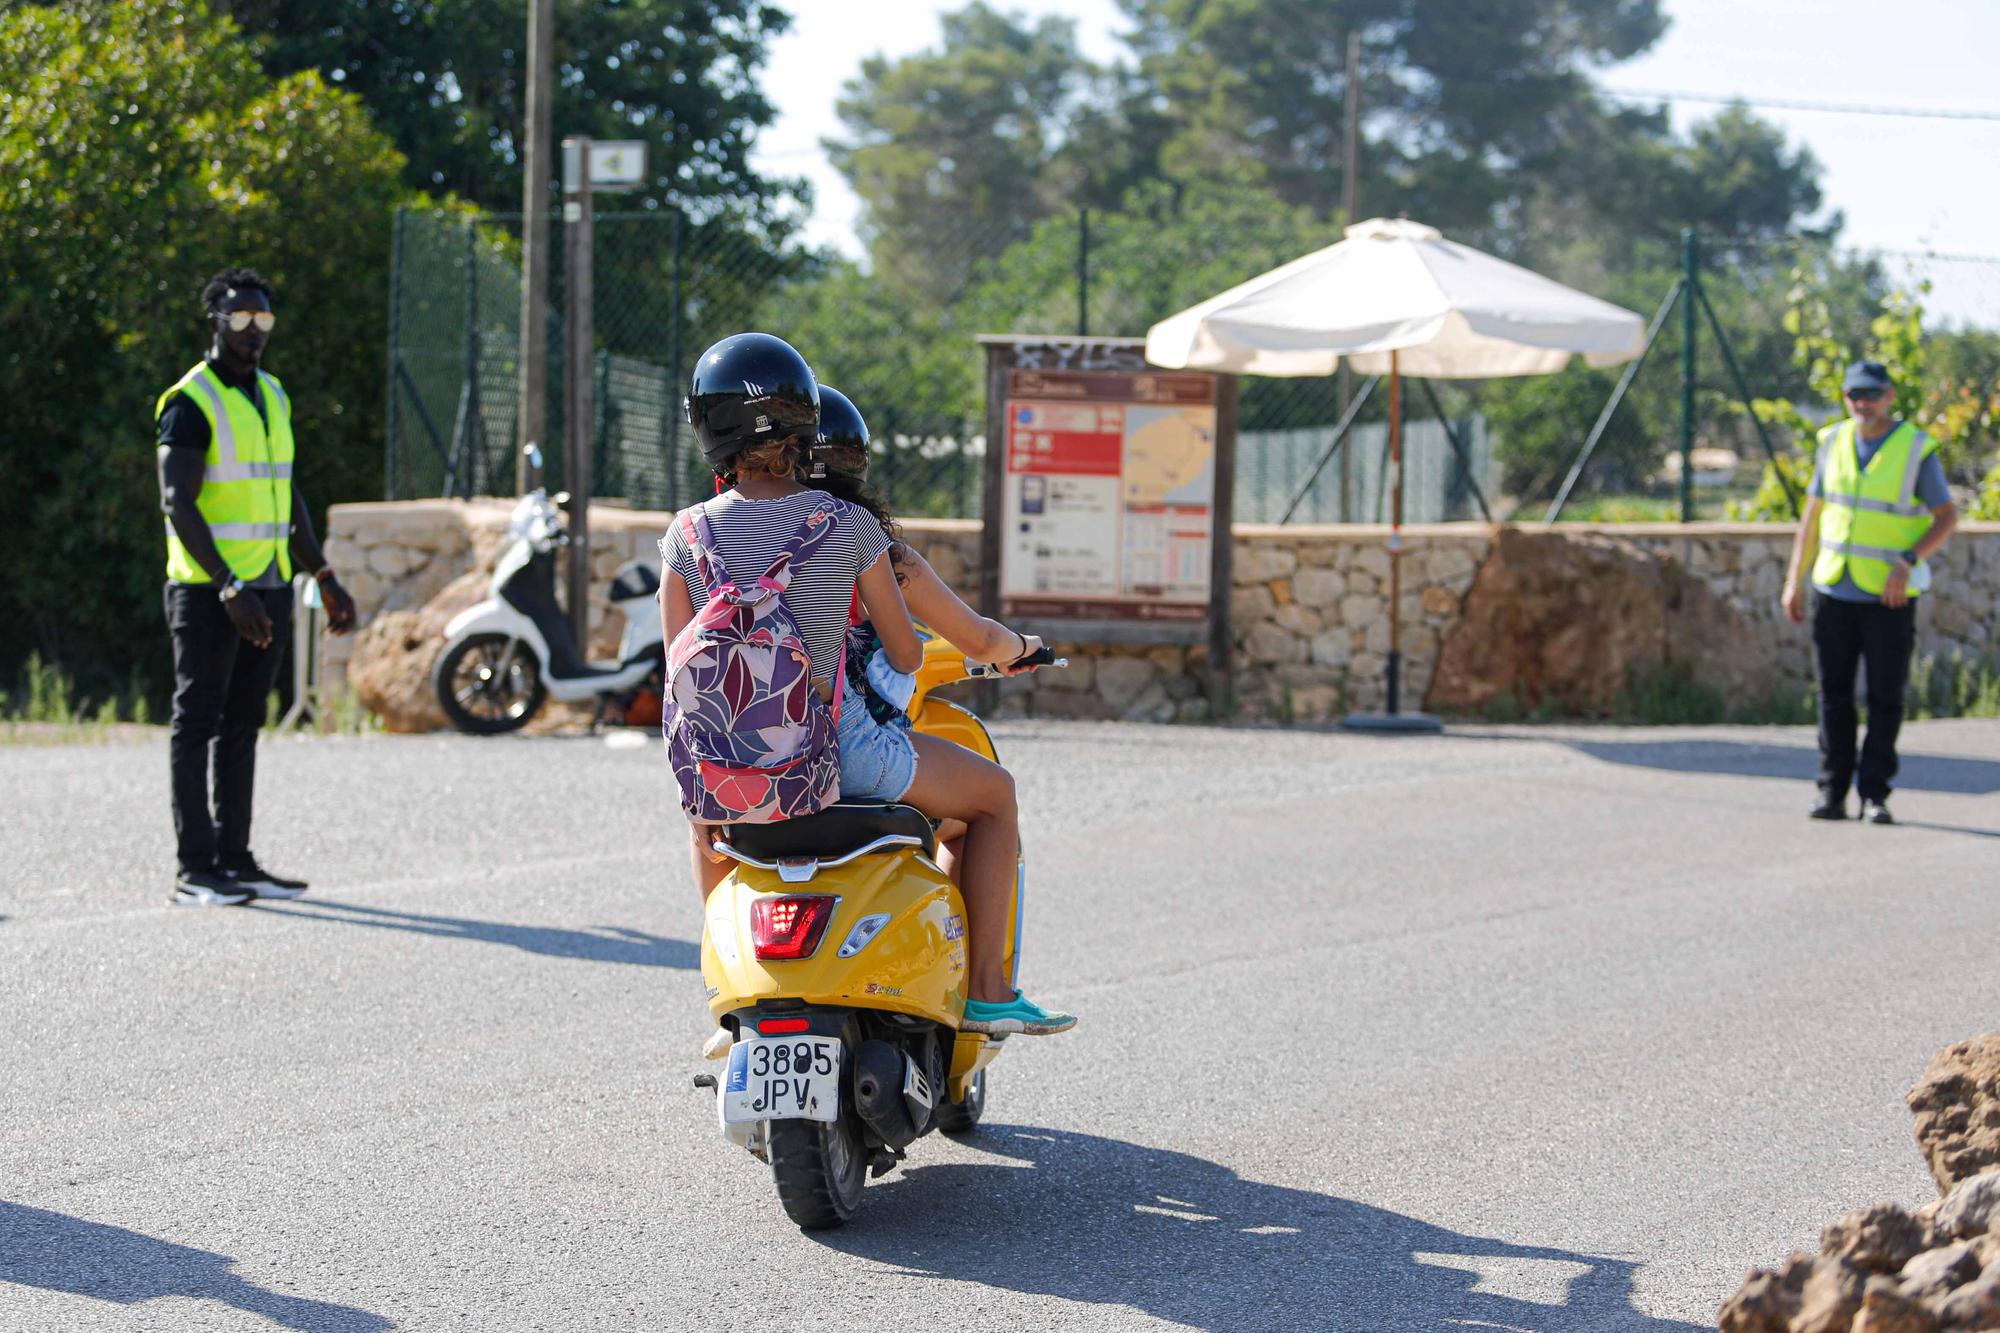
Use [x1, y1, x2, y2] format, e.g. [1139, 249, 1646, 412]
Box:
[1000, 368, 1217, 624]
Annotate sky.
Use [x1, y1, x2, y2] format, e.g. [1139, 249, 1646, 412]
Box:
[748, 0, 2000, 321]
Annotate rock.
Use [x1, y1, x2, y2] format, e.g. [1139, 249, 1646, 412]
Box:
[1350, 544, 1391, 580]
[1274, 603, 1322, 636]
[1235, 544, 1298, 583]
[1896, 1241, 1982, 1301]
[1909, 1034, 2000, 1194]
[1937, 1172, 2000, 1242]
[1232, 582, 1277, 625]
[346, 569, 490, 732]
[1338, 593, 1382, 629]
[1425, 527, 1777, 717]
[1310, 630, 1353, 667]
[1420, 584, 1459, 616]
[1094, 656, 1158, 711]
[1245, 621, 1305, 665]
[1795, 1258, 1867, 1333]
[1292, 567, 1346, 608]
[1854, 1276, 1944, 1333]
[1823, 1204, 1930, 1274]
[367, 542, 416, 579]
[1718, 1253, 1813, 1333]
[1934, 1268, 2000, 1327]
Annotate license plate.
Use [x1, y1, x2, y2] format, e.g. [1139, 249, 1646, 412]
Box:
[721, 1035, 842, 1124]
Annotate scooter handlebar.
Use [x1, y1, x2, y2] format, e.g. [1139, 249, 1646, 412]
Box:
[962, 646, 1064, 680]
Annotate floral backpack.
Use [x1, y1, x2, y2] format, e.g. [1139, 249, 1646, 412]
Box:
[663, 499, 848, 824]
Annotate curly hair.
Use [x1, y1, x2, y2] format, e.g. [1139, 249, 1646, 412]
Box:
[200, 267, 276, 311]
[808, 470, 909, 581]
[730, 435, 807, 481]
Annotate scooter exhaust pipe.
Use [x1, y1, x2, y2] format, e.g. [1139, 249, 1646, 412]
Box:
[852, 1039, 919, 1149]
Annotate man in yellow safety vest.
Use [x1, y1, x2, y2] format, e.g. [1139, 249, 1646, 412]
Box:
[156, 267, 357, 905]
[1781, 360, 1959, 825]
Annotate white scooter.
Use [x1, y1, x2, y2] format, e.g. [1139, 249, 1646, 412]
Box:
[432, 447, 663, 734]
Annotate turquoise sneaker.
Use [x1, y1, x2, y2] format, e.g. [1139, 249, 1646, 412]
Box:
[961, 990, 1077, 1036]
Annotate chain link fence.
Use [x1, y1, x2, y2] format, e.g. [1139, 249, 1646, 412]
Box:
[388, 209, 2000, 524]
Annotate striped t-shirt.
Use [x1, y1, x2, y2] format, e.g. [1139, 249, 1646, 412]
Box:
[660, 489, 892, 685]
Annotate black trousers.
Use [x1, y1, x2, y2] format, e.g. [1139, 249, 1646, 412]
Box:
[1811, 592, 1916, 803]
[165, 583, 292, 873]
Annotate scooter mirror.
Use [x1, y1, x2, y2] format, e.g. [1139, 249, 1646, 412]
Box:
[552, 491, 571, 506]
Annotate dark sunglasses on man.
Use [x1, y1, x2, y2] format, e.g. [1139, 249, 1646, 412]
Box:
[1844, 386, 1884, 402]
[216, 310, 277, 333]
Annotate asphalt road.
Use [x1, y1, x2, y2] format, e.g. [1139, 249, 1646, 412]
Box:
[4, 716, 1998, 1331]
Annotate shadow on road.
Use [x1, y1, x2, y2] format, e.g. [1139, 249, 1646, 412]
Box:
[819, 1125, 1702, 1332]
[265, 898, 699, 968]
[1564, 738, 2000, 796]
[0, 1201, 391, 1330]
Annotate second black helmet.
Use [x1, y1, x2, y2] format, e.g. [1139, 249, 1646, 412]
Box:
[684, 332, 819, 472]
[811, 384, 870, 480]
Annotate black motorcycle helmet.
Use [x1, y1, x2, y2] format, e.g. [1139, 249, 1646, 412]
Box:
[683, 332, 819, 474]
[810, 384, 870, 481]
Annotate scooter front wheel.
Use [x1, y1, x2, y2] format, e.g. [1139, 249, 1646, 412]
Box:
[434, 633, 546, 735]
[770, 1114, 865, 1230]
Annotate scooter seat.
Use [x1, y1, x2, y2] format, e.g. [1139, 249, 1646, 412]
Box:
[725, 801, 936, 862]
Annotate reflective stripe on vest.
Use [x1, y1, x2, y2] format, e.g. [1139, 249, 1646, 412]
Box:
[1810, 419, 1935, 597]
[157, 363, 295, 583]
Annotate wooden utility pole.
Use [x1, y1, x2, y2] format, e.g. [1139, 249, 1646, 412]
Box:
[1338, 29, 1361, 522]
[516, 0, 554, 495]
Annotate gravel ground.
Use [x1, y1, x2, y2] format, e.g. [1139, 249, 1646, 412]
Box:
[3, 717, 1997, 1331]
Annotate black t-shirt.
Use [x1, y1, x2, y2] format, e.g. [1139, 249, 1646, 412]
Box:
[156, 355, 268, 453]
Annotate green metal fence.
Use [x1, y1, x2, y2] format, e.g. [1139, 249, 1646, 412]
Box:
[386, 207, 2000, 524]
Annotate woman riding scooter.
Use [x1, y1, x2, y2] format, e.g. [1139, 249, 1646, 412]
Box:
[660, 339, 1070, 1037]
[807, 385, 1075, 1038]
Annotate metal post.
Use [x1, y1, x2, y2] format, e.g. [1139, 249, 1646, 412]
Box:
[1545, 280, 1683, 522]
[1278, 374, 1378, 523]
[1386, 351, 1402, 715]
[385, 207, 407, 500]
[279, 573, 322, 731]
[1696, 282, 1800, 518]
[563, 136, 595, 654]
[1338, 29, 1361, 521]
[667, 207, 684, 510]
[1077, 206, 1090, 337]
[1680, 227, 1698, 523]
[517, 0, 555, 495]
[460, 217, 479, 498]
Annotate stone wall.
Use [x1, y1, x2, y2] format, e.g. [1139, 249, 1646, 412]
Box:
[322, 500, 2000, 724]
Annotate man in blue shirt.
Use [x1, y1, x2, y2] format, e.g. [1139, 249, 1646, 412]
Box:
[1780, 361, 1959, 824]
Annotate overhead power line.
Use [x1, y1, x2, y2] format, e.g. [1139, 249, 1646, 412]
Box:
[1599, 87, 2000, 123]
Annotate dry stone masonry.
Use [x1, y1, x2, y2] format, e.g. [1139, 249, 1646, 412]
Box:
[322, 500, 2000, 728]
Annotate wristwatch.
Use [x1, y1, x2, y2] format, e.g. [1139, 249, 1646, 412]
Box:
[217, 575, 246, 603]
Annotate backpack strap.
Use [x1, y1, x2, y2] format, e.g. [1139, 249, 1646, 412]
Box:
[681, 506, 729, 592]
[756, 498, 844, 594]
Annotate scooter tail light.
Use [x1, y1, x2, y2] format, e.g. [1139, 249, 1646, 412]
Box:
[750, 895, 837, 961]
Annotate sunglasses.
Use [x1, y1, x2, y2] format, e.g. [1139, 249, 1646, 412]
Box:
[216, 310, 277, 333]
[1845, 387, 1885, 402]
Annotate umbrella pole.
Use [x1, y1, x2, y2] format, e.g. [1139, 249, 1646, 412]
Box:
[1387, 351, 1402, 715]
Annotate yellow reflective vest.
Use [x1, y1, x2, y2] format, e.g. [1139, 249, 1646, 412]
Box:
[156, 362, 294, 584]
[1811, 419, 1936, 598]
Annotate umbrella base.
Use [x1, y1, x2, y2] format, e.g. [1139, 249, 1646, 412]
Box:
[1341, 711, 1444, 734]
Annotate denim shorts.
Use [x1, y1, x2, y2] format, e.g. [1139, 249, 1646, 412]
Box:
[835, 680, 918, 801]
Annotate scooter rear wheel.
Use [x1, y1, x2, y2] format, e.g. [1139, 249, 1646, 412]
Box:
[435, 633, 546, 735]
[770, 1114, 865, 1230]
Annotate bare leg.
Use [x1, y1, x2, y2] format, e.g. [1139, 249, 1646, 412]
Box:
[689, 823, 731, 902]
[900, 733, 1018, 1003]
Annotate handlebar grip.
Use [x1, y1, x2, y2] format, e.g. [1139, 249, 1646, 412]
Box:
[1013, 645, 1057, 668]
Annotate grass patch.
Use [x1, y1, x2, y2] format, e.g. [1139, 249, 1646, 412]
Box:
[1, 654, 159, 745]
[1908, 653, 2000, 721]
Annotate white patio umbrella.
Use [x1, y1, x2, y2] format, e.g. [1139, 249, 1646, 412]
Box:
[1146, 217, 1646, 729]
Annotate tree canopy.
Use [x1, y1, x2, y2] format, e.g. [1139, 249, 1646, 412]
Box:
[0, 0, 407, 693]
[227, 0, 800, 218]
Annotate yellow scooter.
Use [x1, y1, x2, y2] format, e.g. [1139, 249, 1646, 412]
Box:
[694, 634, 1054, 1230]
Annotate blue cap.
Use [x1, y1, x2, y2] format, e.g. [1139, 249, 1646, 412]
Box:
[1843, 360, 1892, 392]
